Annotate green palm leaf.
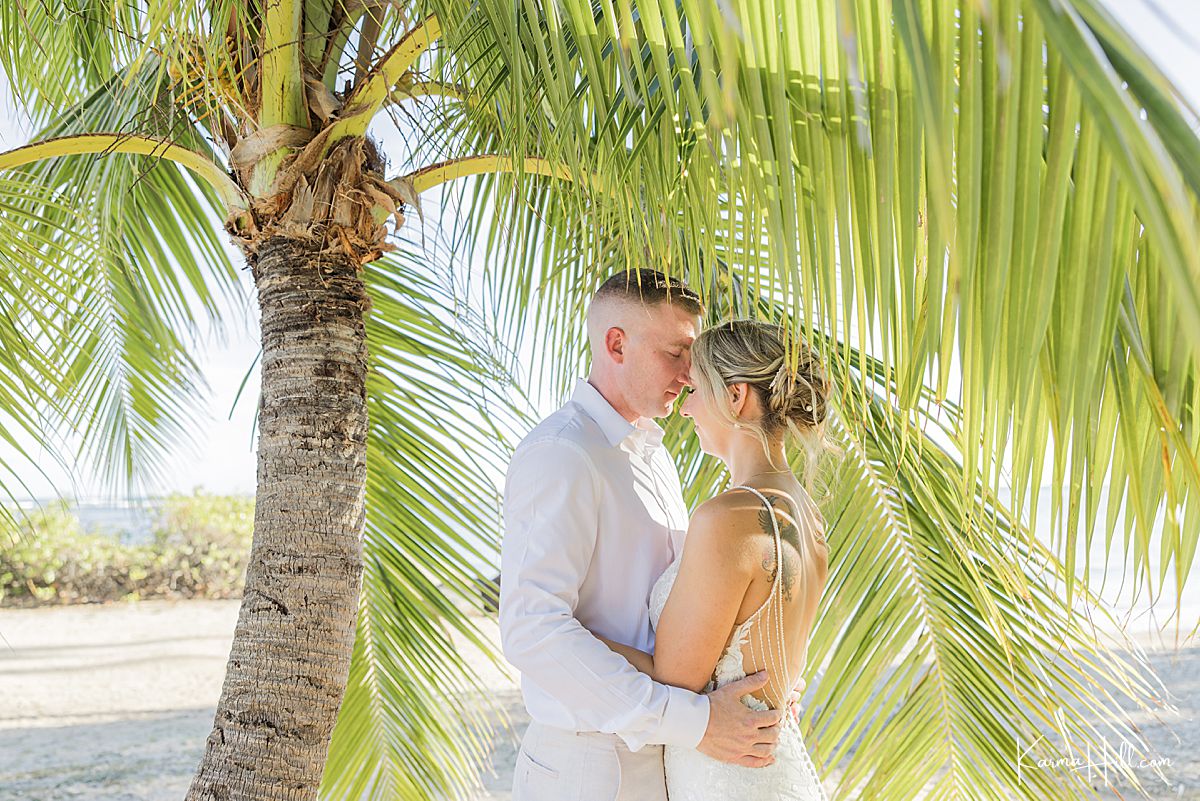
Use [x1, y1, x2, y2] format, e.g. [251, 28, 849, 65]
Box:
[322, 238, 532, 799]
[806, 357, 1168, 799]
[0, 58, 243, 498]
[429, 0, 1200, 610]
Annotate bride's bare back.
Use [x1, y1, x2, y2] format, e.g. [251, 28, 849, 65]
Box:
[647, 480, 832, 801]
[724, 480, 829, 709]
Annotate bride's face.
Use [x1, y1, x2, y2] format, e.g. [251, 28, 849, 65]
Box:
[680, 378, 736, 457]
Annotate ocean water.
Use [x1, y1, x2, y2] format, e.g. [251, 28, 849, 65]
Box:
[12, 497, 160, 546]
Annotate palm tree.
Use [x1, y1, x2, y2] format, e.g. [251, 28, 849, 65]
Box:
[0, 1, 1196, 800]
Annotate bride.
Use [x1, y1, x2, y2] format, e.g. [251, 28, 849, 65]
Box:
[594, 319, 833, 800]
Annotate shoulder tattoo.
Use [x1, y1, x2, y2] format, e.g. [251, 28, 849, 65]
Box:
[757, 495, 800, 602]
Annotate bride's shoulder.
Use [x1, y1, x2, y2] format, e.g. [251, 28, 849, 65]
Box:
[697, 486, 817, 542]
[706, 484, 785, 509]
[689, 489, 774, 542]
[693, 487, 758, 520]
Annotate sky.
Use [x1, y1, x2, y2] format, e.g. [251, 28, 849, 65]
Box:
[0, 0, 1198, 505]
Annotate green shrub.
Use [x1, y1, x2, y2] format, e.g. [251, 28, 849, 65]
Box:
[0, 491, 255, 606]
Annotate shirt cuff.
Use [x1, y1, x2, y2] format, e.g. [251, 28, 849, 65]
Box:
[655, 686, 712, 750]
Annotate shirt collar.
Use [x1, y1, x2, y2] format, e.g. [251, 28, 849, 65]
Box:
[570, 378, 666, 454]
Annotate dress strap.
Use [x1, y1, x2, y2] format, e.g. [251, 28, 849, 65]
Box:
[731, 483, 800, 713]
[729, 482, 796, 613]
[731, 485, 785, 617]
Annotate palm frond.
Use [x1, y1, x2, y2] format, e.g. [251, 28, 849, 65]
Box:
[322, 236, 533, 800]
[410, 0, 1200, 609]
[0, 57, 246, 501]
[0, 0, 151, 123]
[0, 175, 99, 534]
[798, 343, 1170, 799]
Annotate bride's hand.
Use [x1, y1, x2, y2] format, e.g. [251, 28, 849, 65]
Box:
[785, 678, 806, 725]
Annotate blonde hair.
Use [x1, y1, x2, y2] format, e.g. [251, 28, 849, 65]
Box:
[690, 320, 840, 494]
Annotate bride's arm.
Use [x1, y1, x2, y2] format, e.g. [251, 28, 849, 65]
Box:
[597, 497, 758, 692]
[595, 636, 656, 676]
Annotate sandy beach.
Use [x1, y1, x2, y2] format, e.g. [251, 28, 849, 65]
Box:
[1, 598, 1196, 800]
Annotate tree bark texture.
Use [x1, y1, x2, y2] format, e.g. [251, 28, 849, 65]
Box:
[187, 234, 370, 801]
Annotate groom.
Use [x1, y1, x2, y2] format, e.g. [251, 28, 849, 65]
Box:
[500, 269, 785, 801]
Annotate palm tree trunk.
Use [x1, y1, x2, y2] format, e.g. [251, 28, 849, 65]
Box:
[186, 234, 370, 801]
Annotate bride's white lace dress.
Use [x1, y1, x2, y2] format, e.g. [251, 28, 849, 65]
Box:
[648, 485, 829, 800]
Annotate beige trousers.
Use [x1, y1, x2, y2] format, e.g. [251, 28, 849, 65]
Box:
[512, 720, 669, 801]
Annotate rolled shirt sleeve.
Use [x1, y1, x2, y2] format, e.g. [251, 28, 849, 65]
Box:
[499, 437, 710, 751]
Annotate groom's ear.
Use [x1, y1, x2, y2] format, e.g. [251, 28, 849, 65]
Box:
[605, 326, 627, 362]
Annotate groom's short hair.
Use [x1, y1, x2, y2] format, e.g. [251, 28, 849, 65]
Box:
[591, 268, 705, 316]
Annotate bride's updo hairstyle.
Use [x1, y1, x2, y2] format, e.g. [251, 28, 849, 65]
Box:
[690, 320, 839, 492]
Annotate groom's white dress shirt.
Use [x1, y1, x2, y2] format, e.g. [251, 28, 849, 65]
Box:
[500, 378, 712, 752]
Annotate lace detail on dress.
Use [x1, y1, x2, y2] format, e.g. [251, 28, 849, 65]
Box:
[647, 485, 830, 800]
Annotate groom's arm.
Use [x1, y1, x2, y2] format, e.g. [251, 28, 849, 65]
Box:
[499, 437, 711, 753]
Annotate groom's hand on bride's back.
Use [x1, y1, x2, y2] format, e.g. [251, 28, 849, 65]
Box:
[695, 670, 783, 768]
